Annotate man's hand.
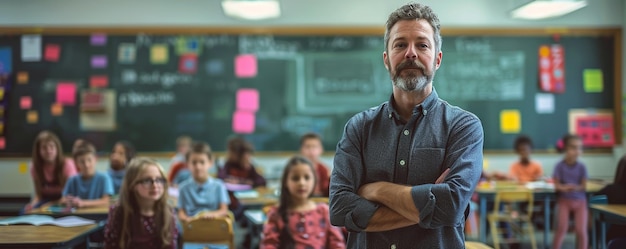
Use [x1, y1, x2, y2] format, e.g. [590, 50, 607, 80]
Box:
[358, 182, 384, 202]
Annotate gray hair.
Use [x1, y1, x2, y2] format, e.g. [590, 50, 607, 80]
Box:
[384, 2, 442, 54]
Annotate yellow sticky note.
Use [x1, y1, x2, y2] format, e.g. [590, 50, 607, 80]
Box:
[0, 121, 3, 135]
[26, 110, 38, 124]
[150, 44, 168, 64]
[17, 71, 28, 84]
[583, 69, 603, 93]
[500, 109, 521, 133]
[0, 88, 3, 101]
[18, 162, 28, 174]
[51, 103, 63, 116]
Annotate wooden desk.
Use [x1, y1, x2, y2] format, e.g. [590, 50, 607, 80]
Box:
[236, 187, 278, 208]
[590, 204, 626, 249]
[28, 203, 110, 221]
[465, 241, 493, 249]
[0, 222, 103, 249]
[475, 181, 605, 249]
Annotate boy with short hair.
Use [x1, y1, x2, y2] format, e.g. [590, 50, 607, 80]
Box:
[62, 142, 114, 208]
[170, 135, 192, 166]
[177, 142, 230, 222]
[300, 132, 331, 197]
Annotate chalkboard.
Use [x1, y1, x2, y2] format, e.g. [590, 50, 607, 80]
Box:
[0, 31, 619, 154]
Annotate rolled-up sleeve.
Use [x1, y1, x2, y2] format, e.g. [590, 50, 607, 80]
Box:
[412, 115, 483, 229]
[329, 115, 379, 232]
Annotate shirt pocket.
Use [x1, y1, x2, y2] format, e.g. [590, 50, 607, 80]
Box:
[408, 148, 445, 185]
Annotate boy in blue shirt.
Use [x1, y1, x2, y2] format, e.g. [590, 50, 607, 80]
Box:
[62, 142, 114, 208]
[178, 142, 230, 222]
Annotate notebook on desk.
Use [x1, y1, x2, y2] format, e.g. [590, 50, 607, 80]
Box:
[0, 215, 95, 227]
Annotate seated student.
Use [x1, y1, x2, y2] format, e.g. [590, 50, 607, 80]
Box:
[71, 138, 86, 172]
[299, 132, 331, 197]
[61, 142, 114, 208]
[218, 136, 266, 188]
[509, 135, 543, 183]
[170, 135, 192, 166]
[104, 157, 177, 249]
[261, 156, 345, 249]
[593, 155, 626, 242]
[167, 161, 191, 188]
[177, 142, 230, 222]
[23, 131, 77, 213]
[108, 140, 136, 195]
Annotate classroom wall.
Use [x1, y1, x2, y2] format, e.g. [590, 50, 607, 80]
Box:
[0, 0, 624, 196]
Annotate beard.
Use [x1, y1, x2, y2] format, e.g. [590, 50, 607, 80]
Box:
[390, 60, 435, 92]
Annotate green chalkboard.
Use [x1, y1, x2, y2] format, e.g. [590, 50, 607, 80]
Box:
[0, 32, 618, 154]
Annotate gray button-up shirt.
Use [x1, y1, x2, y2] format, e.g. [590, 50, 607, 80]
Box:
[329, 88, 483, 249]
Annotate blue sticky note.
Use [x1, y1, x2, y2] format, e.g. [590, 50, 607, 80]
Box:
[0, 48, 12, 74]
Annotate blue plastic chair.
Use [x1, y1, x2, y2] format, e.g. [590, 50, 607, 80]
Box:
[607, 237, 626, 249]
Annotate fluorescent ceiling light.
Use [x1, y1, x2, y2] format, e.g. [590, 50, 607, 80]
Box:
[221, 0, 281, 20]
[511, 0, 586, 20]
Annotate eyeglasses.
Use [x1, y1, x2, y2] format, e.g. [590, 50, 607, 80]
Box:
[136, 178, 166, 187]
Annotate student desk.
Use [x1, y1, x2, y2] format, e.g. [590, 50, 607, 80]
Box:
[0, 222, 103, 248]
[236, 187, 278, 209]
[28, 203, 110, 221]
[475, 181, 605, 249]
[590, 204, 626, 249]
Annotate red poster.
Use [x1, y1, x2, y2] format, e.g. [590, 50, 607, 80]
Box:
[178, 54, 198, 74]
[538, 44, 565, 93]
[575, 115, 614, 147]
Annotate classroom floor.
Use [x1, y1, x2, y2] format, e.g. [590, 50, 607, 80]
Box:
[232, 224, 581, 249]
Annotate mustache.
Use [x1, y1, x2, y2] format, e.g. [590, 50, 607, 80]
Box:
[396, 60, 426, 72]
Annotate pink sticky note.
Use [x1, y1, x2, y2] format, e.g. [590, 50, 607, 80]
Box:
[235, 54, 257, 78]
[91, 55, 107, 68]
[178, 54, 198, 74]
[20, 96, 32, 109]
[44, 44, 60, 62]
[56, 83, 77, 106]
[232, 110, 255, 134]
[91, 33, 107, 46]
[0, 137, 5, 149]
[90, 75, 109, 88]
[236, 88, 259, 112]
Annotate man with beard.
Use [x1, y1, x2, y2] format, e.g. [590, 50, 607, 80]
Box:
[329, 2, 484, 248]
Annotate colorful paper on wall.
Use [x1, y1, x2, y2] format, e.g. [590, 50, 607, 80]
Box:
[236, 88, 259, 112]
[21, 35, 42, 62]
[235, 54, 257, 78]
[583, 69, 603, 93]
[90, 33, 107, 46]
[26, 110, 38, 123]
[0, 136, 4, 149]
[0, 47, 12, 74]
[18, 163, 28, 174]
[500, 109, 521, 134]
[90, 75, 109, 88]
[569, 109, 614, 147]
[535, 93, 554, 114]
[56, 83, 77, 106]
[0, 122, 4, 135]
[44, 44, 61, 62]
[150, 44, 168, 64]
[0, 88, 3, 101]
[20, 96, 32, 109]
[118, 43, 136, 64]
[17, 71, 28, 84]
[178, 54, 198, 74]
[91, 55, 107, 68]
[206, 59, 224, 75]
[175, 37, 201, 55]
[51, 103, 63, 116]
[232, 110, 255, 134]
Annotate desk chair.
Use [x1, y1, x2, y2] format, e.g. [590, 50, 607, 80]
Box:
[182, 212, 235, 249]
[488, 190, 537, 249]
[589, 195, 608, 249]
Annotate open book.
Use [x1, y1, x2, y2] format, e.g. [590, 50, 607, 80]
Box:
[0, 215, 95, 227]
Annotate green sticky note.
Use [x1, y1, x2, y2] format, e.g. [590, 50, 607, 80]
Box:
[583, 69, 604, 93]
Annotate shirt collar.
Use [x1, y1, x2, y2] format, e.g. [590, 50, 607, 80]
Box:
[386, 87, 439, 121]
